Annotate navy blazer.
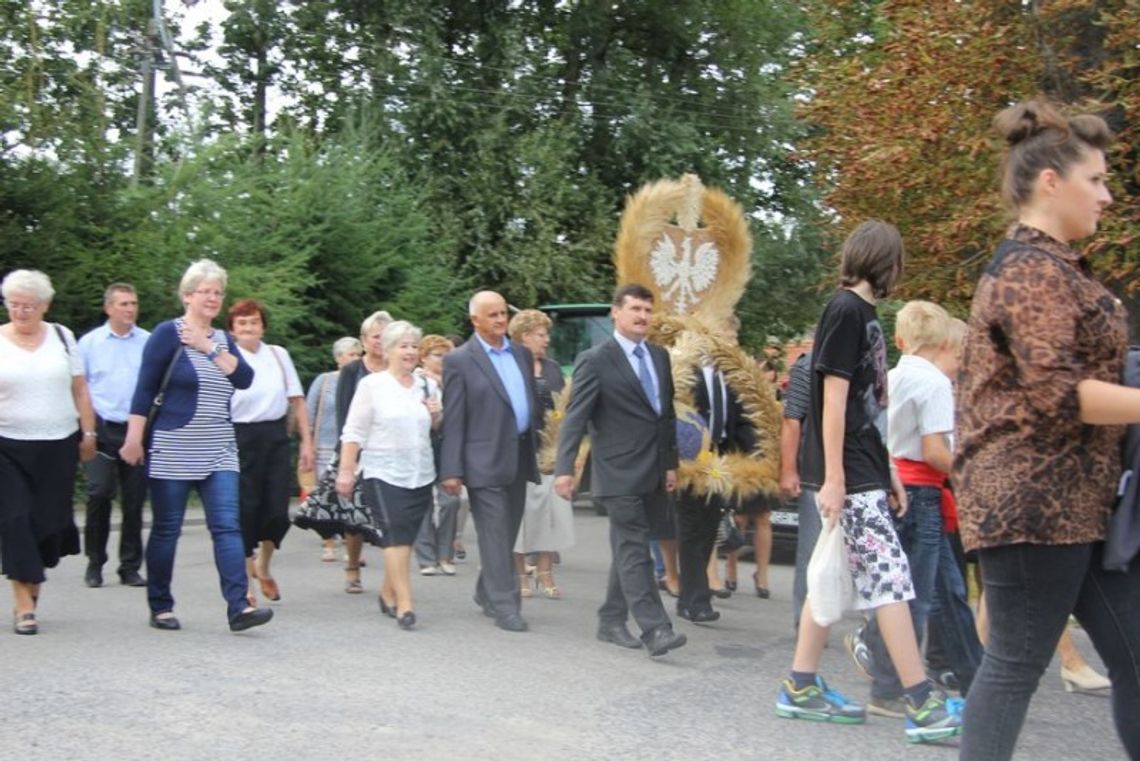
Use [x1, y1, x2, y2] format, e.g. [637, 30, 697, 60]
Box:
[555, 337, 679, 498]
[439, 336, 541, 489]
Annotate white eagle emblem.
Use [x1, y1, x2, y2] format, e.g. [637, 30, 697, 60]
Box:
[649, 226, 720, 314]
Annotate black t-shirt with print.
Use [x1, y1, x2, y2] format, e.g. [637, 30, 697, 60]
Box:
[799, 288, 891, 494]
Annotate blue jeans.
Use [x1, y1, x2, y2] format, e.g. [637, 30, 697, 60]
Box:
[960, 542, 1140, 761]
[927, 532, 982, 694]
[865, 484, 942, 698]
[792, 488, 820, 630]
[146, 471, 248, 620]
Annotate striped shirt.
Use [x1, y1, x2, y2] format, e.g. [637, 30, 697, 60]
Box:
[148, 346, 240, 480]
[782, 351, 812, 422]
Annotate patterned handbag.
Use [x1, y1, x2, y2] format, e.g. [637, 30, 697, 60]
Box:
[292, 456, 384, 546]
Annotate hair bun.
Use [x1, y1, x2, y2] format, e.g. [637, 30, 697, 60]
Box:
[993, 99, 1065, 145]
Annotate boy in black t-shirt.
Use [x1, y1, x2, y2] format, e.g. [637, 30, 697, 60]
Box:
[774, 221, 963, 744]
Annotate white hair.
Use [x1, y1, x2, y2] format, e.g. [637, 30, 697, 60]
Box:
[468, 290, 504, 317]
[360, 310, 393, 338]
[178, 259, 228, 296]
[381, 320, 422, 352]
[2, 269, 54, 303]
[331, 336, 362, 359]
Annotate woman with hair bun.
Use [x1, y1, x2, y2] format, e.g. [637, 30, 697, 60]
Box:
[955, 99, 1140, 759]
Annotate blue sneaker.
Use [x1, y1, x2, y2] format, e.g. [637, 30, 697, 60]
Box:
[904, 690, 964, 743]
[776, 676, 867, 724]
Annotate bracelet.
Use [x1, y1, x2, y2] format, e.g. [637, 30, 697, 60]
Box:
[83, 431, 97, 439]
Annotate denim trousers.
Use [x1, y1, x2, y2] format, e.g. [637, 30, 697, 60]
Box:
[960, 542, 1140, 761]
[927, 532, 983, 694]
[865, 484, 942, 698]
[146, 470, 249, 620]
[792, 488, 820, 630]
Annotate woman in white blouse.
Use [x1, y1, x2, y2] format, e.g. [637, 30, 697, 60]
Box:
[337, 321, 442, 630]
[227, 299, 314, 604]
[0, 270, 96, 635]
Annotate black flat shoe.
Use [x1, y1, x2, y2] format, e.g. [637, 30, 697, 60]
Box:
[494, 613, 528, 632]
[379, 596, 397, 619]
[229, 607, 273, 632]
[13, 611, 38, 635]
[597, 622, 643, 649]
[120, 571, 147, 587]
[643, 626, 687, 657]
[711, 587, 732, 599]
[85, 564, 103, 588]
[677, 606, 721, 624]
[725, 579, 738, 592]
[397, 611, 416, 630]
[149, 612, 181, 631]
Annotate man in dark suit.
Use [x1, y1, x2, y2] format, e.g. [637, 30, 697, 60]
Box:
[440, 291, 541, 633]
[674, 340, 755, 623]
[554, 284, 686, 657]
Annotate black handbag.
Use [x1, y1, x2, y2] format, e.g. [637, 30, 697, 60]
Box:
[717, 513, 748, 553]
[292, 456, 384, 546]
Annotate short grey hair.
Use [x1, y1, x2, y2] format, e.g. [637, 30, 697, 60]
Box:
[360, 310, 393, 338]
[103, 282, 137, 305]
[178, 259, 228, 296]
[332, 336, 362, 359]
[381, 320, 422, 352]
[2, 269, 54, 303]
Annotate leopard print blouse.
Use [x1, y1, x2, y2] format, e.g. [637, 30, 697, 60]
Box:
[954, 224, 1128, 552]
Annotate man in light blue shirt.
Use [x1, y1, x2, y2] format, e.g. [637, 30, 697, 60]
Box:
[77, 283, 150, 588]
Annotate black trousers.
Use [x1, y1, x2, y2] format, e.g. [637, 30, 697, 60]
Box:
[675, 490, 722, 613]
[83, 418, 146, 574]
[234, 419, 292, 556]
[597, 492, 671, 637]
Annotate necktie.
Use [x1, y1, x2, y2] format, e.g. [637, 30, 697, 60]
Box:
[632, 344, 659, 415]
[710, 370, 724, 445]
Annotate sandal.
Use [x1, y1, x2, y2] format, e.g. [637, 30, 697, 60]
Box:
[258, 575, 281, 602]
[519, 573, 534, 598]
[13, 611, 37, 635]
[246, 590, 257, 608]
[536, 571, 562, 600]
[345, 565, 363, 594]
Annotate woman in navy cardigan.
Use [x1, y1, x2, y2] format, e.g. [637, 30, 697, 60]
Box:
[120, 259, 273, 633]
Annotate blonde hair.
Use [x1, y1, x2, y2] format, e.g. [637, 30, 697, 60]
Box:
[508, 309, 552, 342]
[178, 259, 227, 296]
[381, 320, 422, 352]
[895, 300, 952, 354]
[945, 318, 967, 351]
[360, 310, 393, 338]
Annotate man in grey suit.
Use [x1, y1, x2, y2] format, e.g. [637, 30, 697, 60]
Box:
[554, 284, 687, 657]
[440, 291, 541, 632]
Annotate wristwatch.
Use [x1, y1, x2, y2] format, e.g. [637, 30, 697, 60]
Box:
[206, 342, 229, 361]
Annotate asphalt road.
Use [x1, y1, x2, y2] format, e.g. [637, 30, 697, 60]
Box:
[1, 507, 1122, 761]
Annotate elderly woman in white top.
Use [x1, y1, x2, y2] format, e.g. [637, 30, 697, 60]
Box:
[306, 336, 362, 561]
[227, 298, 314, 604]
[0, 270, 96, 634]
[337, 320, 442, 630]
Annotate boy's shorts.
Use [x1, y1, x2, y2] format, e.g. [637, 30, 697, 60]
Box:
[831, 489, 915, 610]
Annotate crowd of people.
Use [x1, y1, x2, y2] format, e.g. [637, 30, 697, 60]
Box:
[1, 97, 1138, 759]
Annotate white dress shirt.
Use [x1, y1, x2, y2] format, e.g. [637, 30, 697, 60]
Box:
[340, 371, 440, 488]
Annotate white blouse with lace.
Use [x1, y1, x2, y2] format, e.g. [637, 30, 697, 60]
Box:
[340, 371, 439, 489]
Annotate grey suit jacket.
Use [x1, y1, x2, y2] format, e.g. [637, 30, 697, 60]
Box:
[440, 337, 541, 489]
[555, 337, 679, 498]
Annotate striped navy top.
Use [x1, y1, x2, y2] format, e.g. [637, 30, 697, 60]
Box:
[148, 343, 240, 480]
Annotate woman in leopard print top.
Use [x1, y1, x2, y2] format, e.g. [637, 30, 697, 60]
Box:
[955, 100, 1140, 760]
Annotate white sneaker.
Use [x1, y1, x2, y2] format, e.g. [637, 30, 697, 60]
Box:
[421, 566, 441, 576]
[438, 562, 456, 576]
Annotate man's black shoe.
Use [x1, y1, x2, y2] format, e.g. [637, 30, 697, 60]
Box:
[120, 571, 147, 587]
[494, 613, 529, 632]
[677, 606, 721, 624]
[84, 564, 103, 588]
[597, 623, 643, 649]
[149, 613, 181, 631]
[644, 626, 687, 657]
[472, 593, 495, 618]
[229, 607, 273, 632]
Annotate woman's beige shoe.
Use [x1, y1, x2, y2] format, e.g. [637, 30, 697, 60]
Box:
[1061, 663, 1111, 693]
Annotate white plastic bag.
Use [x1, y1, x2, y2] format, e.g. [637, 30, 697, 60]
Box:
[806, 518, 854, 627]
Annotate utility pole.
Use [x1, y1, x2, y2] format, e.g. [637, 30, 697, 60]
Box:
[131, 19, 158, 187]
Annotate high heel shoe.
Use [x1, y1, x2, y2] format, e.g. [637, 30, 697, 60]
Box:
[753, 572, 770, 599]
[397, 611, 416, 630]
[378, 596, 397, 619]
[536, 571, 562, 599]
[519, 573, 534, 598]
[1061, 663, 1111, 692]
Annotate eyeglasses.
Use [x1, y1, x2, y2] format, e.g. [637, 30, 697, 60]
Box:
[192, 289, 225, 299]
[4, 300, 42, 313]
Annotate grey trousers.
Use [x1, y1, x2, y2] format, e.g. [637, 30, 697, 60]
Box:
[413, 488, 460, 568]
[792, 488, 821, 630]
[468, 477, 527, 618]
[596, 493, 671, 638]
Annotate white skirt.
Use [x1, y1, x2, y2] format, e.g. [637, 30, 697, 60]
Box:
[513, 473, 575, 553]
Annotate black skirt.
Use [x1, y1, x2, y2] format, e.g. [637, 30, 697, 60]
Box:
[0, 433, 81, 582]
[234, 418, 292, 553]
[361, 478, 432, 547]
